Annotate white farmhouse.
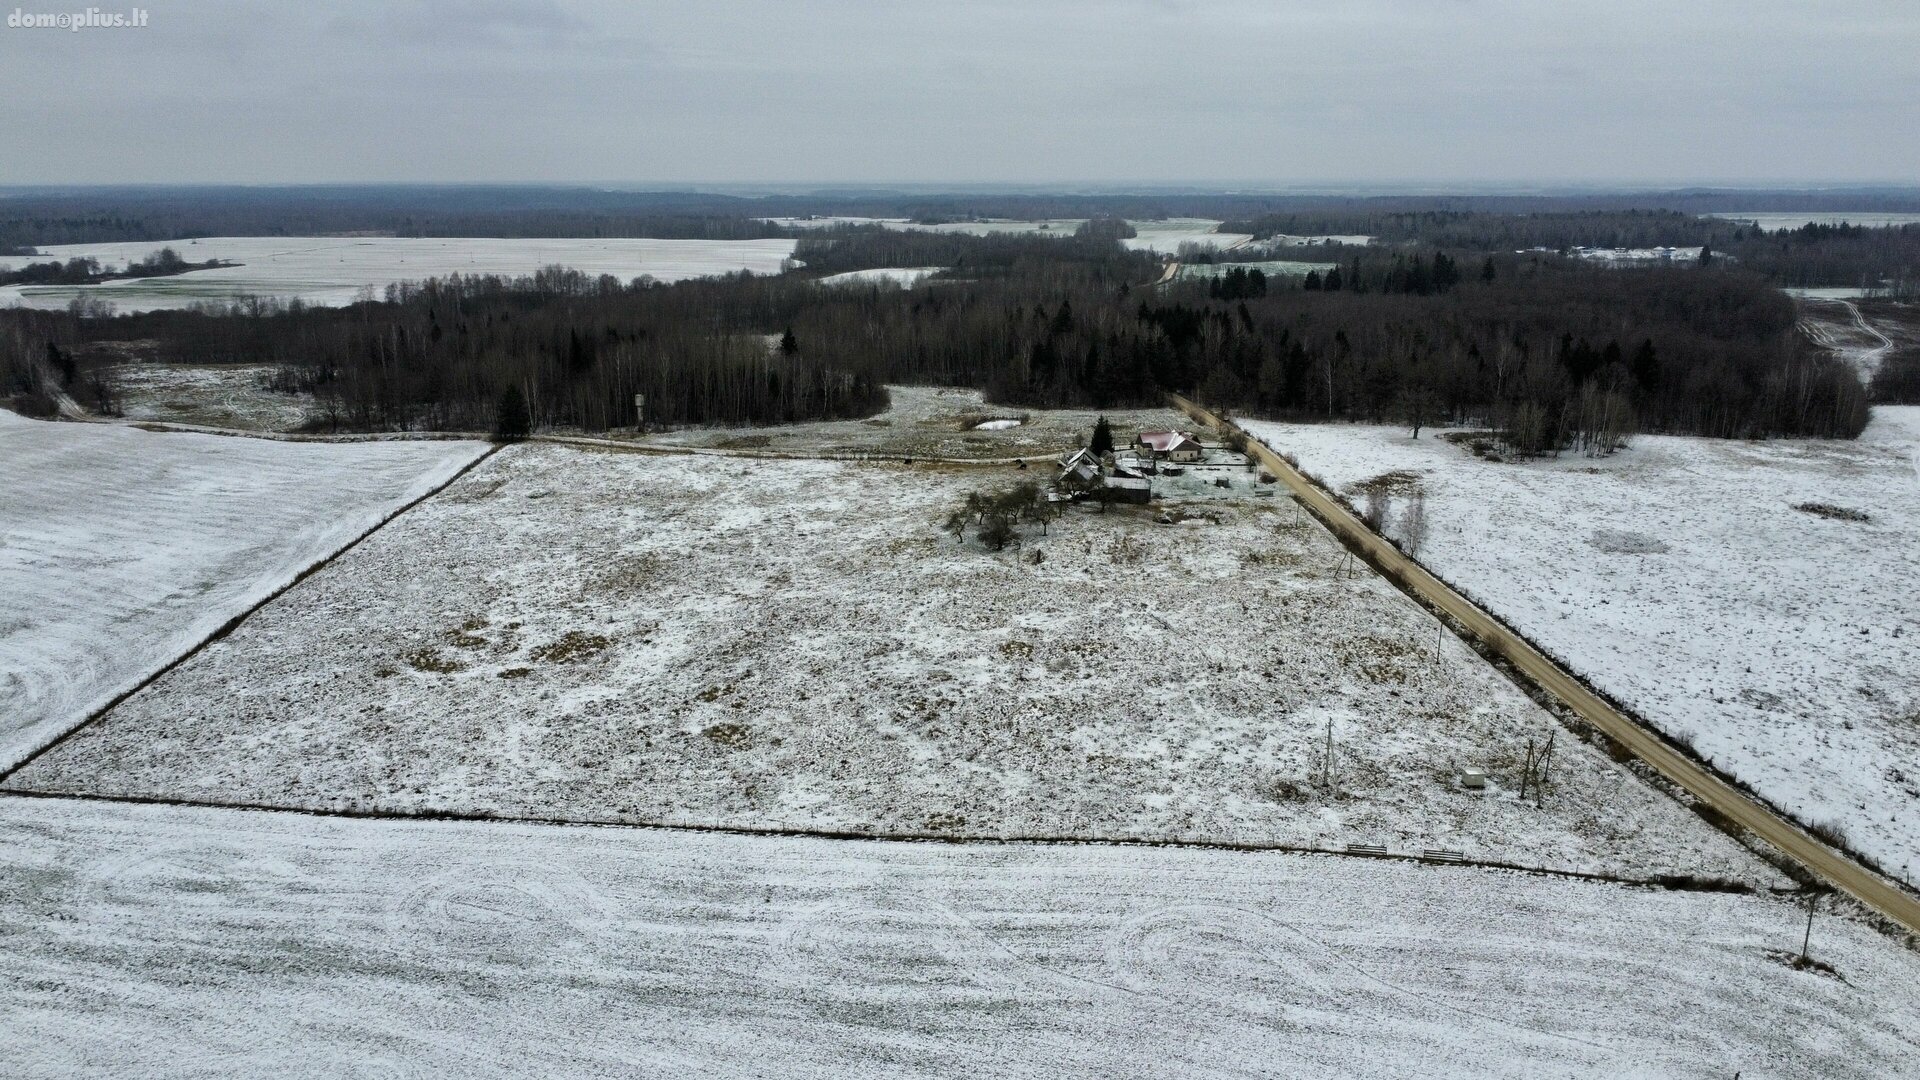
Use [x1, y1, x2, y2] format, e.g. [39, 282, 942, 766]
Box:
[1134, 429, 1205, 463]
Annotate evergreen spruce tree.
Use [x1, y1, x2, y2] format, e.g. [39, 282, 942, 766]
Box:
[1089, 415, 1115, 456]
[492, 384, 532, 443]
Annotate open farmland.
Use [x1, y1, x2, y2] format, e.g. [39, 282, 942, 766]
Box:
[816, 266, 946, 288]
[1708, 211, 1920, 230]
[627, 384, 1197, 461]
[0, 236, 800, 312]
[3, 795, 1913, 1080]
[1176, 259, 1338, 282]
[1798, 297, 1902, 376]
[767, 216, 1249, 254]
[106, 363, 318, 432]
[1121, 218, 1252, 253]
[11, 443, 1773, 882]
[0, 411, 487, 770]
[1241, 409, 1920, 879]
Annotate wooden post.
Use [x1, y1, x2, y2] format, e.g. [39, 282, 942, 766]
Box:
[1520, 737, 1535, 800]
[1801, 891, 1817, 964]
[1324, 719, 1334, 789]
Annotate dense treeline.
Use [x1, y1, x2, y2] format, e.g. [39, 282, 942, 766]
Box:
[1226, 208, 1743, 250]
[5, 184, 1918, 248]
[0, 247, 227, 287]
[1221, 210, 1920, 295]
[791, 226, 1160, 277]
[0, 228, 1867, 446]
[1727, 226, 1920, 294]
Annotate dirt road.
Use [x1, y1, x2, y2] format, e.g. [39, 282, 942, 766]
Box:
[1171, 394, 1920, 935]
[1799, 297, 1895, 374]
[1841, 299, 1896, 367]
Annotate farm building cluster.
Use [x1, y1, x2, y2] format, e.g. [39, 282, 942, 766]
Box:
[1058, 427, 1263, 503]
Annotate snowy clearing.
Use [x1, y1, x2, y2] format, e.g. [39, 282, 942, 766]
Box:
[766, 216, 1249, 254]
[1787, 287, 1877, 301]
[1176, 259, 1338, 281]
[1242, 411, 1920, 877]
[816, 266, 944, 288]
[1797, 298, 1898, 376]
[1253, 233, 1376, 248]
[106, 363, 317, 432]
[12, 444, 1771, 880]
[0, 236, 799, 312]
[1, 796, 1914, 1079]
[0, 411, 486, 770]
[1121, 218, 1253, 254]
[626, 384, 1194, 460]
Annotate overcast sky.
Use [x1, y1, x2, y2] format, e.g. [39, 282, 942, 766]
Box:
[2, 0, 1916, 186]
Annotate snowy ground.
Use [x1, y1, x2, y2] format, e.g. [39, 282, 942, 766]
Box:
[1176, 259, 1338, 282]
[1242, 411, 1920, 878]
[816, 266, 945, 288]
[769, 216, 1249, 255]
[1709, 211, 1920, 230]
[2, 796, 1914, 1080]
[626, 384, 1195, 461]
[11, 444, 1774, 880]
[0, 411, 486, 770]
[1568, 246, 1705, 264]
[107, 363, 316, 432]
[1788, 287, 1878, 301]
[1797, 295, 1920, 376]
[1248, 234, 1375, 249]
[1121, 219, 1252, 254]
[0, 236, 799, 312]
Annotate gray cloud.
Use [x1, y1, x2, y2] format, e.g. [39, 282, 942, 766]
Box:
[1, 0, 1915, 185]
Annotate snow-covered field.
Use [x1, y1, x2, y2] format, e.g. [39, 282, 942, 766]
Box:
[0, 411, 486, 770]
[2, 796, 1913, 1079]
[1252, 233, 1375, 248]
[1176, 259, 1338, 282]
[1568, 245, 1705, 264]
[1710, 211, 1920, 231]
[1788, 287, 1878, 301]
[1242, 411, 1920, 877]
[817, 266, 945, 288]
[0, 236, 800, 312]
[107, 363, 317, 432]
[767, 216, 1249, 254]
[1798, 298, 1898, 376]
[1121, 218, 1252, 254]
[11, 444, 1772, 880]
[629, 384, 1195, 460]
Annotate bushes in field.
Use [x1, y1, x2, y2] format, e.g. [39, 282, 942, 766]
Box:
[945, 482, 1054, 551]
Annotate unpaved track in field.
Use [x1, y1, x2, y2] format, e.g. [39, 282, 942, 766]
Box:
[1841, 299, 1896, 367]
[1170, 393, 1920, 935]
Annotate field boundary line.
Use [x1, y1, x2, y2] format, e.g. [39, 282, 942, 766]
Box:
[0, 786, 1758, 897]
[1169, 393, 1920, 935]
[57, 416, 1056, 467]
[0, 443, 502, 783]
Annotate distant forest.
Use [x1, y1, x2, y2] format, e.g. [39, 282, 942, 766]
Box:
[2, 185, 1918, 286]
[0, 222, 1872, 448]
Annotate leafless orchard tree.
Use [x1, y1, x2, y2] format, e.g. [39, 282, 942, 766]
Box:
[1396, 490, 1429, 556]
